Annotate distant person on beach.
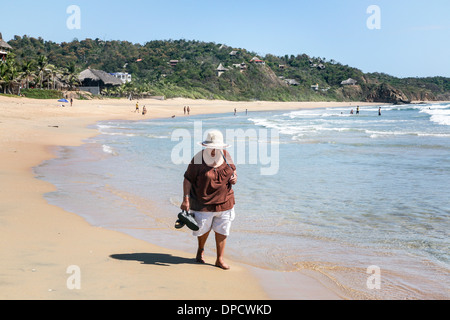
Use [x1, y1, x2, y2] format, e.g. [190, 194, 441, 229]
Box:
[135, 102, 139, 113]
[179, 130, 237, 270]
[350, 109, 354, 115]
[70, 98, 73, 107]
[234, 108, 237, 116]
[142, 106, 147, 116]
[187, 106, 190, 115]
[184, 106, 187, 115]
[356, 106, 360, 115]
[378, 107, 382, 116]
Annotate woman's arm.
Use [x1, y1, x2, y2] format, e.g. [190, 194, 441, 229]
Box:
[229, 170, 237, 185]
[180, 178, 192, 211]
[222, 150, 237, 185]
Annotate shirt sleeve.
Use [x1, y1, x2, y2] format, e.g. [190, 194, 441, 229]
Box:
[184, 160, 197, 183]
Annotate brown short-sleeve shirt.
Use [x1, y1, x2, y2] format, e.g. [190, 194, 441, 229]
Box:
[184, 150, 236, 212]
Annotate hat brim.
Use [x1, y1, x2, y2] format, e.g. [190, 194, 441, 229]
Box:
[198, 141, 231, 149]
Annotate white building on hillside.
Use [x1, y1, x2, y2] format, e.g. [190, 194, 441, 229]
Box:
[111, 72, 132, 84]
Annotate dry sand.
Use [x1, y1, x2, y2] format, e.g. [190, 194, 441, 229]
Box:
[0, 95, 383, 300]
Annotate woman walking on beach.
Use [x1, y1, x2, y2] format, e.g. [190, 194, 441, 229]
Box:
[180, 130, 237, 270]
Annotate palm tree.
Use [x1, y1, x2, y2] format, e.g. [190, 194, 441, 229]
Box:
[64, 62, 80, 90]
[9, 64, 21, 94]
[1, 59, 21, 94]
[0, 62, 7, 93]
[44, 64, 58, 90]
[116, 85, 125, 97]
[36, 55, 49, 89]
[101, 87, 110, 96]
[21, 60, 36, 89]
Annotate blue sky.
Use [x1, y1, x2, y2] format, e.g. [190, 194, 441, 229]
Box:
[1, 0, 449, 77]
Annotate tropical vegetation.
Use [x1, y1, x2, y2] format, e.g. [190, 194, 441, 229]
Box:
[1, 35, 449, 102]
[0, 52, 80, 96]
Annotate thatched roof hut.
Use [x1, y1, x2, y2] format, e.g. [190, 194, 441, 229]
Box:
[0, 33, 12, 51]
[0, 33, 13, 60]
[78, 68, 123, 95]
[216, 63, 227, 71]
[216, 63, 228, 77]
[79, 69, 123, 86]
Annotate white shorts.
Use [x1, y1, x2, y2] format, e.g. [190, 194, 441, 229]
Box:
[191, 207, 235, 237]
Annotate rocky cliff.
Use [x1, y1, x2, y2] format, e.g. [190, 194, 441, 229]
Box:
[365, 83, 411, 104]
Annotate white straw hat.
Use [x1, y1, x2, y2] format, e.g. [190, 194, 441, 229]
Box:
[199, 130, 231, 149]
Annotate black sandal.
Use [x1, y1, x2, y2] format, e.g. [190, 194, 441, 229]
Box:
[178, 210, 200, 231]
[174, 219, 185, 229]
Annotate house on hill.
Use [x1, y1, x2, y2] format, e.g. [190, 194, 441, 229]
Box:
[341, 78, 357, 86]
[232, 62, 247, 73]
[216, 63, 228, 77]
[250, 56, 265, 65]
[78, 68, 123, 95]
[0, 33, 13, 61]
[111, 72, 132, 84]
[310, 63, 326, 70]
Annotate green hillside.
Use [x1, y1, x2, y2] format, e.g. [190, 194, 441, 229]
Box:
[4, 35, 450, 102]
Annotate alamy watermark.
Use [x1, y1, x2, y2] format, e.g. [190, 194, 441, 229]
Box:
[66, 265, 81, 290]
[366, 265, 381, 290]
[67, 5, 81, 30]
[171, 121, 280, 176]
[367, 5, 381, 30]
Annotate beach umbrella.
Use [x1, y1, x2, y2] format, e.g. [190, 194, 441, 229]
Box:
[58, 99, 69, 103]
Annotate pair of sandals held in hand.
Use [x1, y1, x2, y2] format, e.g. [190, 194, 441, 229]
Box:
[175, 210, 199, 231]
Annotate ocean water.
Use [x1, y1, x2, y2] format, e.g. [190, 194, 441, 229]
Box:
[35, 103, 450, 299]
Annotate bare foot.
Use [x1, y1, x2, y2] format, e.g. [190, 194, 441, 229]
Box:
[196, 248, 205, 264]
[215, 259, 230, 270]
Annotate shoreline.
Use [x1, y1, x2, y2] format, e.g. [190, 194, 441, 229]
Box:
[0, 95, 427, 300]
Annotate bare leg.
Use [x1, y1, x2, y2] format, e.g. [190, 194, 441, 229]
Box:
[215, 232, 230, 270]
[196, 231, 210, 263]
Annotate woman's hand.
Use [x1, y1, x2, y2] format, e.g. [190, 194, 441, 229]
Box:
[180, 197, 190, 212]
[181, 178, 192, 211]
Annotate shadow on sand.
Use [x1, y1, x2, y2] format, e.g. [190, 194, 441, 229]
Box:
[110, 253, 212, 267]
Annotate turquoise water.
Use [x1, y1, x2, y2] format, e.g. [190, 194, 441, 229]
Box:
[35, 103, 450, 299]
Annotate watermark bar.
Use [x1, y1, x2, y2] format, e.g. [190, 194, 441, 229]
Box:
[171, 121, 280, 176]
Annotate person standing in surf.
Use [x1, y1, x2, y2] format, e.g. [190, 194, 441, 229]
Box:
[180, 130, 237, 270]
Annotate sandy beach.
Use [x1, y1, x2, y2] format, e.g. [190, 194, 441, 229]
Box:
[0, 95, 385, 300]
